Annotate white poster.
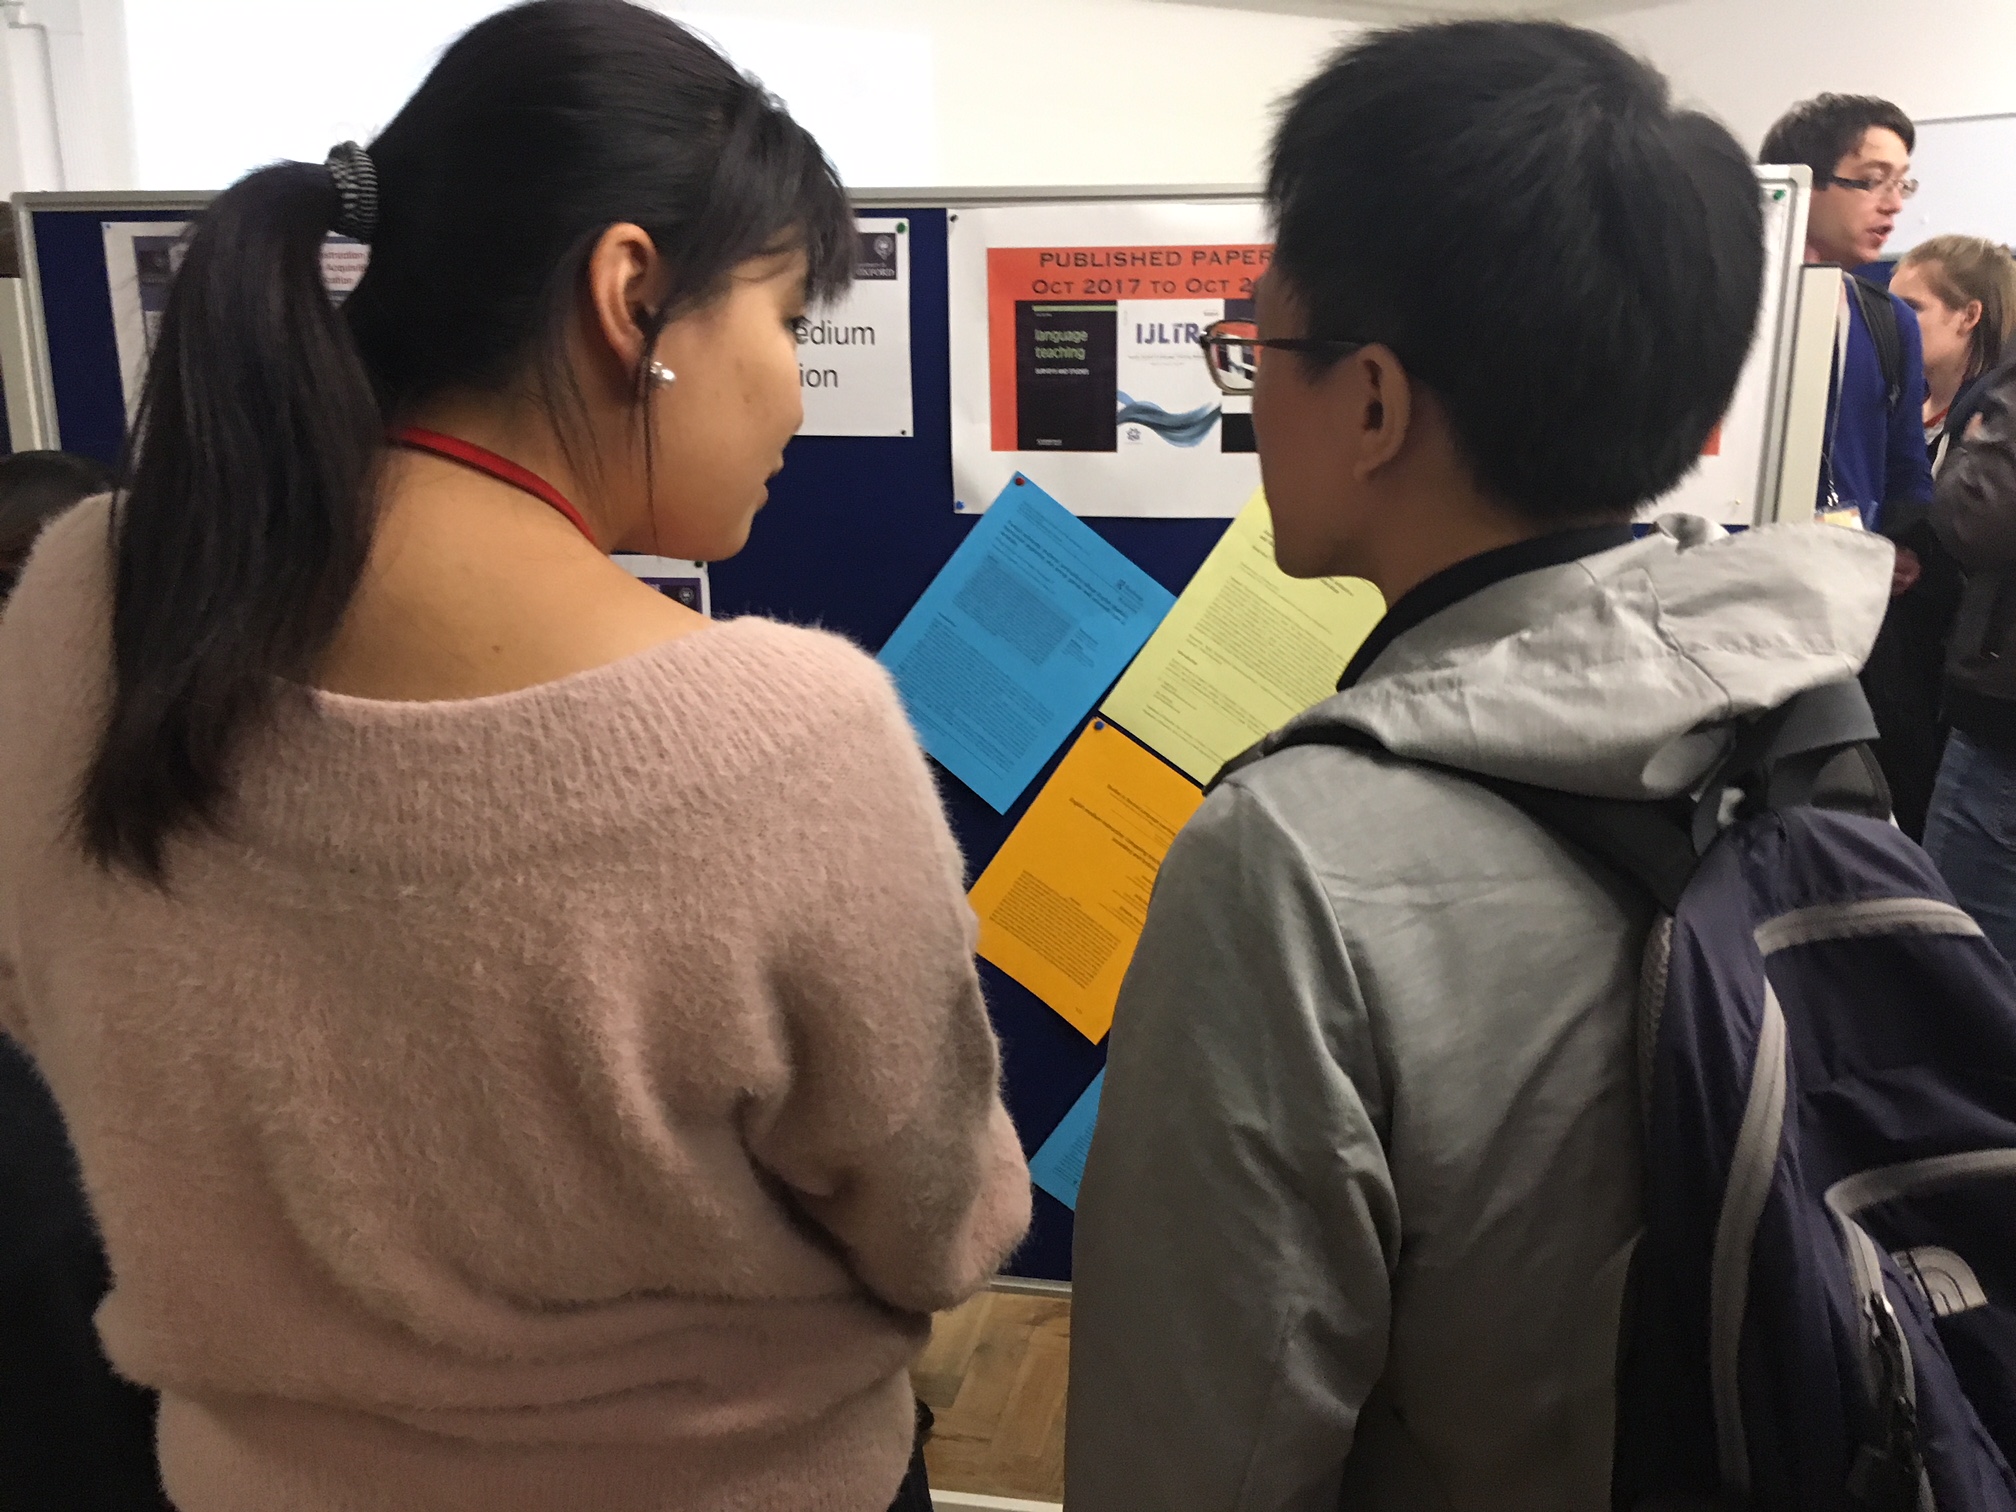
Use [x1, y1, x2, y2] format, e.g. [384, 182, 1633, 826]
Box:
[614, 555, 711, 617]
[104, 221, 371, 421]
[321, 239, 370, 301]
[796, 216, 913, 438]
[1647, 169, 1809, 525]
[948, 201, 1269, 518]
[104, 220, 191, 423]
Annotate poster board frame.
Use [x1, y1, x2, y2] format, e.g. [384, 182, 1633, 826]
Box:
[15, 179, 1814, 527]
[12, 190, 210, 455]
[1743, 164, 1815, 528]
[10, 187, 1257, 462]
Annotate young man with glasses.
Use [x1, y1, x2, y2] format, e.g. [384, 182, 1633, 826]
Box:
[1065, 22, 1895, 1512]
[1761, 94, 1933, 536]
[1762, 95, 1944, 835]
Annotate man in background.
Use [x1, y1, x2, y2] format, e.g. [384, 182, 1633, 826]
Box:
[1762, 95, 1944, 834]
[1763, 94, 1933, 531]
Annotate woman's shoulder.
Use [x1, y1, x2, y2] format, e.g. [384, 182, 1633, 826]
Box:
[609, 616, 909, 747]
[0, 492, 115, 689]
[696, 616, 892, 691]
[245, 615, 929, 877]
[632, 617, 924, 786]
[305, 613, 897, 730]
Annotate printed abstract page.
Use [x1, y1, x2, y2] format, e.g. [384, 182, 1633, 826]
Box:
[879, 476, 1174, 811]
[1029, 1070, 1104, 1211]
[1102, 491, 1384, 785]
[968, 720, 1202, 1041]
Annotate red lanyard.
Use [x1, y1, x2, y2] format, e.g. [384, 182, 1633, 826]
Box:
[389, 426, 599, 548]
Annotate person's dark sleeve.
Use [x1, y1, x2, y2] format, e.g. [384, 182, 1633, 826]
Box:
[1932, 365, 2016, 570]
[1883, 297, 1937, 533]
[1066, 782, 1400, 1512]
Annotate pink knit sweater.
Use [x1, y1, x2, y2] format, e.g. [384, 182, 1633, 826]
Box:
[0, 499, 1031, 1512]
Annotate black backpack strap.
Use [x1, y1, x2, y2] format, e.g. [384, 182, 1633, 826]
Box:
[1209, 681, 1886, 917]
[1689, 678, 1884, 850]
[1849, 274, 1905, 414]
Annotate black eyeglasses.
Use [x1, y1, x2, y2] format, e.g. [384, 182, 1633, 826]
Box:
[1820, 172, 1919, 201]
[1197, 319, 1367, 395]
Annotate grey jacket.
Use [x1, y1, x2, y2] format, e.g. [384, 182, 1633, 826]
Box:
[1066, 519, 1893, 1512]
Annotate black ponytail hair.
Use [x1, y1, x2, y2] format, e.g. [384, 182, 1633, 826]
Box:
[84, 0, 853, 882]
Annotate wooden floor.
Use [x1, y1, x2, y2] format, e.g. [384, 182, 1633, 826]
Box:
[912, 1289, 1071, 1503]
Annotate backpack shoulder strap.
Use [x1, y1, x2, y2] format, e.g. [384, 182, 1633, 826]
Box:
[1217, 723, 1699, 912]
[1210, 680, 1885, 917]
[1849, 274, 1905, 413]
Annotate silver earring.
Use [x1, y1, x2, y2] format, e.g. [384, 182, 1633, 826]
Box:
[649, 361, 677, 387]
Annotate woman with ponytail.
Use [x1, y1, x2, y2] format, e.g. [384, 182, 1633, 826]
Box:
[0, 5, 1029, 1510]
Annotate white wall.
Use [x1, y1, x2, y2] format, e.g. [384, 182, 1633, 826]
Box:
[99, 0, 1346, 196]
[0, 19, 64, 198]
[0, 0, 134, 198]
[123, 0, 502, 192]
[117, 0, 943, 190]
[666, 0, 1349, 190]
[41, 0, 2016, 205]
[1600, 0, 2016, 151]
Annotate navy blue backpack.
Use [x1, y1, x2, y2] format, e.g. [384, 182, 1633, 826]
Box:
[1248, 681, 2016, 1510]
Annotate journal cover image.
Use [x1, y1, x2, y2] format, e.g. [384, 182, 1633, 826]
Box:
[1015, 301, 1117, 452]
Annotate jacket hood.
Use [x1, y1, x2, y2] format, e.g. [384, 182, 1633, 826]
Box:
[1287, 517, 1895, 799]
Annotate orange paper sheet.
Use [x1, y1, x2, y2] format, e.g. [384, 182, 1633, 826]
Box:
[969, 720, 1204, 1042]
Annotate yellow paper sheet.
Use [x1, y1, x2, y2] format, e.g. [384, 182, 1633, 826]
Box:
[969, 720, 1203, 1043]
[1100, 491, 1385, 785]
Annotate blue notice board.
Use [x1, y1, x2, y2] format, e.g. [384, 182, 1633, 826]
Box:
[718, 209, 1227, 1279]
[18, 196, 204, 463]
[21, 196, 1241, 1281]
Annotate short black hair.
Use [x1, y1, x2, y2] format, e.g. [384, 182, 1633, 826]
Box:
[1267, 20, 1765, 524]
[1760, 94, 1915, 181]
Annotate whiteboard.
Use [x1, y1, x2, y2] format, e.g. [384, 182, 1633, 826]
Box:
[1650, 164, 1811, 525]
[1888, 114, 2016, 254]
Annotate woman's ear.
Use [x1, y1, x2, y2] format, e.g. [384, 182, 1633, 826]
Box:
[583, 222, 665, 381]
[1959, 299, 1985, 338]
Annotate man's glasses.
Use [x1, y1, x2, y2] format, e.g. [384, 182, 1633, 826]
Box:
[1821, 172, 1919, 201]
[1197, 319, 1367, 395]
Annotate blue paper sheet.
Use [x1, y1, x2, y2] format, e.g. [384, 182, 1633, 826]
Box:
[879, 476, 1175, 812]
[1029, 1069, 1104, 1211]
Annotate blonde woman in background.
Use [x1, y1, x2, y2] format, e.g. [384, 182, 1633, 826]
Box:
[1891, 235, 2016, 471]
[1899, 237, 2016, 955]
[1860, 236, 2016, 839]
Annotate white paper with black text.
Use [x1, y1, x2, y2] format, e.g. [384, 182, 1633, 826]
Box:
[947, 200, 1268, 517]
[796, 216, 913, 438]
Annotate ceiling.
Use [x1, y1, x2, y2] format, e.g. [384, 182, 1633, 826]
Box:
[1147, 0, 1678, 18]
